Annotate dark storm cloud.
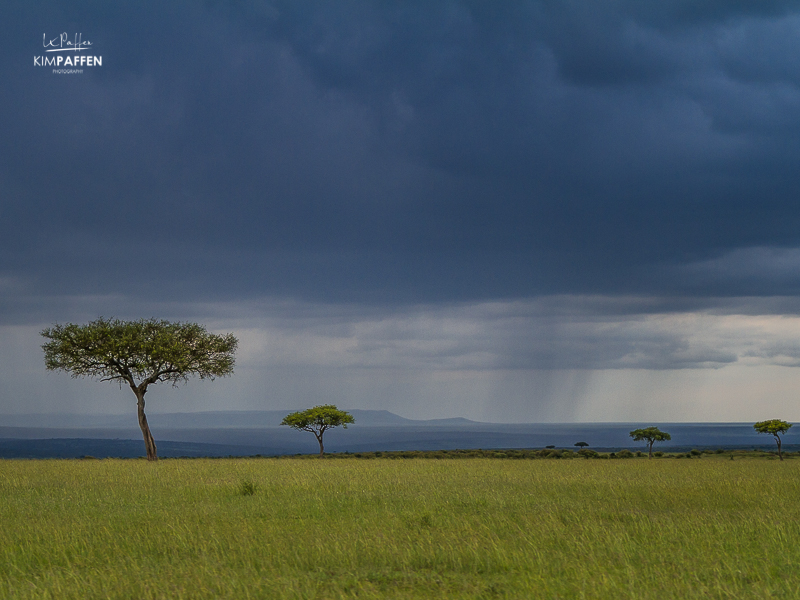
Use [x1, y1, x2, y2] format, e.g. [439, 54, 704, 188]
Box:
[4, 0, 800, 314]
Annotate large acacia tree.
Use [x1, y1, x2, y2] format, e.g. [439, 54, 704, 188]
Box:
[754, 419, 793, 461]
[281, 405, 355, 457]
[41, 317, 238, 461]
[629, 426, 671, 459]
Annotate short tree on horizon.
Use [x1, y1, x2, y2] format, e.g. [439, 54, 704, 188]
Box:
[281, 405, 355, 457]
[629, 426, 671, 459]
[574, 441, 589, 449]
[753, 419, 793, 461]
[41, 317, 238, 461]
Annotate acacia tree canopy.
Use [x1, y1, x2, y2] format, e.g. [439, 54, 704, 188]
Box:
[754, 419, 792, 461]
[629, 426, 671, 459]
[281, 405, 355, 457]
[41, 317, 238, 461]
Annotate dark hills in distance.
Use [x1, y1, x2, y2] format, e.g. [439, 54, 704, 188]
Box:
[0, 410, 792, 459]
[0, 409, 477, 429]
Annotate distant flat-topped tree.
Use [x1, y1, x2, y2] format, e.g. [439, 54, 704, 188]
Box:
[41, 317, 238, 461]
[754, 419, 792, 461]
[629, 427, 671, 459]
[281, 405, 355, 457]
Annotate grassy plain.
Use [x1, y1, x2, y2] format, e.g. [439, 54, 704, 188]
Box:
[1, 456, 799, 599]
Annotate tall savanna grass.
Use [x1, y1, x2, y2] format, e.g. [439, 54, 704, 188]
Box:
[1, 458, 799, 599]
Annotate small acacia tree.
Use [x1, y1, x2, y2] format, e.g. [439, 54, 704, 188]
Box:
[754, 419, 793, 461]
[281, 405, 355, 457]
[629, 426, 671, 459]
[41, 317, 238, 461]
[574, 441, 589, 449]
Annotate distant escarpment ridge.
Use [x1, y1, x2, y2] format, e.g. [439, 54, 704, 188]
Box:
[0, 410, 792, 459]
[0, 409, 477, 429]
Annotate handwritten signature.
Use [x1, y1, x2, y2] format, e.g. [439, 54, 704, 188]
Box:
[43, 33, 92, 52]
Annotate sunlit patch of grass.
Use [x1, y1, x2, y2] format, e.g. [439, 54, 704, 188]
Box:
[0, 458, 799, 598]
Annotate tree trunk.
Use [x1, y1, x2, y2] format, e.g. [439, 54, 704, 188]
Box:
[776, 435, 783, 461]
[648, 440, 653, 459]
[135, 388, 158, 461]
[316, 432, 324, 457]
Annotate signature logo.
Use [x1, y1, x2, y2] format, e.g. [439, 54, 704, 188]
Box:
[35, 32, 102, 73]
[43, 33, 93, 52]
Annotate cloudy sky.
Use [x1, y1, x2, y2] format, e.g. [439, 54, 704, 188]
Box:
[3, 0, 800, 423]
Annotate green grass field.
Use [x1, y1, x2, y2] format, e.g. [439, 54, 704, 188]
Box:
[1, 456, 799, 599]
